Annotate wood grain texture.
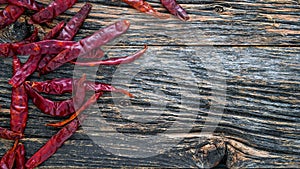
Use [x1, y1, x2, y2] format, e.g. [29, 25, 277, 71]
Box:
[0, 0, 299, 168]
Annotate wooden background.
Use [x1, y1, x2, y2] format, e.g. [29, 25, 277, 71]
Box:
[0, 0, 300, 168]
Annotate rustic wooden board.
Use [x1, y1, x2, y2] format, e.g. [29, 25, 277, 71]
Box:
[0, 0, 299, 168]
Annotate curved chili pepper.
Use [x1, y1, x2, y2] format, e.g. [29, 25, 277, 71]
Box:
[78, 47, 104, 59]
[72, 74, 87, 109]
[56, 3, 92, 41]
[0, 4, 25, 29]
[0, 141, 18, 169]
[40, 20, 130, 74]
[15, 40, 76, 56]
[30, 0, 77, 24]
[0, 127, 23, 140]
[43, 21, 65, 40]
[25, 78, 133, 97]
[121, 0, 169, 19]
[160, 0, 189, 21]
[25, 116, 83, 169]
[72, 45, 147, 66]
[46, 92, 103, 127]
[10, 56, 28, 134]
[15, 144, 26, 169]
[24, 75, 86, 117]
[7, 0, 41, 11]
[9, 54, 42, 88]
[37, 47, 104, 72]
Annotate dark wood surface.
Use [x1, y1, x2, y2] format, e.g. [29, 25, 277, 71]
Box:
[0, 0, 299, 168]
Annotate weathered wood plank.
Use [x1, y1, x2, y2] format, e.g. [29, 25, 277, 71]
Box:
[0, 46, 299, 168]
[61, 0, 300, 45]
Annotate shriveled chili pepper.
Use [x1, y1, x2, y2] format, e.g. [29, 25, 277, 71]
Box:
[56, 3, 92, 41]
[9, 54, 42, 88]
[15, 40, 76, 56]
[160, 0, 189, 21]
[10, 56, 28, 134]
[72, 45, 147, 66]
[0, 0, 7, 4]
[0, 127, 23, 140]
[43, 21, 65, 40]
[0, 141, 18, 169]
[0, 4, 25, 29]
[25, 116, 86, 169]
[7, 0, 41, 11]
[25, 78, 133, 97]
[72, 74, 87, 109]
[78, 47, 105, 59]
[36, 54, 56, 71]
[121, 0, 169, 19]
[46, 92, 103, 127]
[30, 0, 77, 24]
[15, 143, 26, 169]
[24, 75, 86, 117]
[37, 47, 104, 72]
[40, 20, 130, 74]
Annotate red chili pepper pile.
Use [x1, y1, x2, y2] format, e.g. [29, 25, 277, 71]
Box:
[0, 0, 189, 168]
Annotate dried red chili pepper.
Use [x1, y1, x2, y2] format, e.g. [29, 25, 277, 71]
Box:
[72, 74, 87, 109]
[7, 0, 41, 11]
[10, 56, 28, 134]
[43, 21, 65, 40]
[72, 45, 147, 66]
[0, 4, 25, 29]
[160, 0, 189, 21]
[30, 0, 77, 24]
[15, 40, 76, 56]
[0, 0, 7, 4]
[40, 20, 130, 74]
[26, 78, 133, 97]
[37, 47, 104, 72]
[56, 3, 92, 41]
[15, 144, 26, 169]
[25, 116, 86, 169]
[0, 141, 18, 169]
[74, 20, 130, 53]
[78, 47, 105, 59]
[46, 92, 103, 127]
[9, 54, 42, 88]
[0, 127, 23, 140]
[121, 0, 169, 19]
[24, 75, 86, 117]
